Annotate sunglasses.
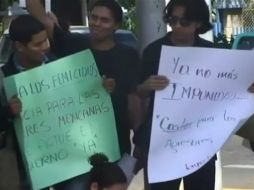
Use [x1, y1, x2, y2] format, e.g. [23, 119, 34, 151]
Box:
[166, 16, 192, 27]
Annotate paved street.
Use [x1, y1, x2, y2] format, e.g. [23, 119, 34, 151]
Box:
[221, 135, 254, 190]
[128, 135, 254, 190]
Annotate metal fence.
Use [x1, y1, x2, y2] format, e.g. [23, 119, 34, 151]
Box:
[214, 24, 254, 37]
[213, 3, 254, 37]
[242, 7, 254, 32]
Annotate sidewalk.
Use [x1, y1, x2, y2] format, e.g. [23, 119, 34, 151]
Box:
[127, 169, 254, 190]
[127, 135, 254, 190]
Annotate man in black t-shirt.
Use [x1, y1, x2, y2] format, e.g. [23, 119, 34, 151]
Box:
[28, 0, 139, 157]
[134, 1, 217, 190]
[27, 0, 139, 189]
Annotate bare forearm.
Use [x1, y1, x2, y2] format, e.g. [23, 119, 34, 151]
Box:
[26, 0, 46, 20]
[26, 0, 54, 37]
[137, 75, 170, 97]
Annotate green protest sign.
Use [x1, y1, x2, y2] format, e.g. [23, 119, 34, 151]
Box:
[3, 50, 120, 190]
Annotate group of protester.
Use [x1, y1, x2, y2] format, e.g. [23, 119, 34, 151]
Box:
[0, 0, 253, 190]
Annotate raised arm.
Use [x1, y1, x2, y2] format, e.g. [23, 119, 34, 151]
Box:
[26, 0, 55, 38]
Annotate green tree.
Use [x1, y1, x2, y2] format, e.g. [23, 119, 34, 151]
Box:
[118, 0, 137, 33]
[0, 0, 9, 11]
[118, 0, 135, 9]
[0, 0, 18, 35]
[0, 0, 17, 10]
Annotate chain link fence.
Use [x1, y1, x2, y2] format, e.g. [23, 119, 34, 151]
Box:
[242, 2, 254, 32]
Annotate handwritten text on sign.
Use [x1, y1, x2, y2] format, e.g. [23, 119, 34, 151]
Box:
[4, 50, 120, 190]
[148, 46, 254, 183]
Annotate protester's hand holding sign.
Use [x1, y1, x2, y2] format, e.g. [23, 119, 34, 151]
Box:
[8, 96, 22, 116]
[102, 75, 116, 94]
[137, 75, 170, 97]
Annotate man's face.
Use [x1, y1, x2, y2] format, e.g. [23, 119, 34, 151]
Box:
[18, 30, 49, 66]
[88, 6, 119, 41]
[169, 6, 201, 41]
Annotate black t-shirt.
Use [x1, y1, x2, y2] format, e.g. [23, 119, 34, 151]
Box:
[134, 32, 215, 151]
[52, 26, 139, 154]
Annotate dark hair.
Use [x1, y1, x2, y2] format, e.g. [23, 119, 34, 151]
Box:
[163, 0, 212, 34]
[9, 15, 45, 44]
[89, 0, 123, 23]
[88, 153, 127, 188]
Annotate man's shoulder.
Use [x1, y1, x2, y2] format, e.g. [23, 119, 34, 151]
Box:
[52, 26, 89, 57]
[197, 37, 215, 48]
[1, 55, 16, 77]
[143, 36, 167, 55]
[147, 36, 166, 48]
[112, 43, 139, 61]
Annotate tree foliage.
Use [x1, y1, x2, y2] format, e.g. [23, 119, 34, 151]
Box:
[117, 0, 135, 10]
[0, 0, 18, 11]
[0, 0, 9, 11]
[118, 0, 137, 33]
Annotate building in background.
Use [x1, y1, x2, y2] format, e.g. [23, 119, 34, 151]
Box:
[214, 0, 254, 39]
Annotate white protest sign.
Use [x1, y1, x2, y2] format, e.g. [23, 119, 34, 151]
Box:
[148, 46, 254, 183]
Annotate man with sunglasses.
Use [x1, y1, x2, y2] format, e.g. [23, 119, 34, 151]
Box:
[134, 0, 216, 190]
